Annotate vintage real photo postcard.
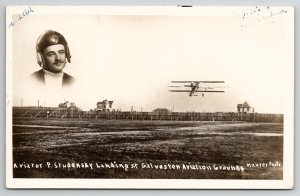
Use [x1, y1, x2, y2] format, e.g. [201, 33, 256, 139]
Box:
[6, 6, 294, 189]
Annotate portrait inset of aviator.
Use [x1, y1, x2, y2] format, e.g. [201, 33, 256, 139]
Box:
[29, 30, 75, 88]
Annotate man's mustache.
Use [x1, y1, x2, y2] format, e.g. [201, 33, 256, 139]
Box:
[53, 60, 65, 65]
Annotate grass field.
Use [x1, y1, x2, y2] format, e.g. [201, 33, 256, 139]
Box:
[12, 118, 283, 179]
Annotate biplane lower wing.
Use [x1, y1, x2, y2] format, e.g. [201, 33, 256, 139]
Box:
[194, 90, 224, 93]
[169, 90, 224, 93]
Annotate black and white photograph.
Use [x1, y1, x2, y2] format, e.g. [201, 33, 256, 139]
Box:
[6, 6, 294, 189]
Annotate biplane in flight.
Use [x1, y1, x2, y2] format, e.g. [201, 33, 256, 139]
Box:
[168, 81, 225, 97]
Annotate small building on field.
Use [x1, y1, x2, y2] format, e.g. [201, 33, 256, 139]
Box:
[237, 101, 254, 113]
[96, 99, 114, 112]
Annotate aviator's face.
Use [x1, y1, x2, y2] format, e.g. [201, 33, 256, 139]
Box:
[42, 44, 67, 73]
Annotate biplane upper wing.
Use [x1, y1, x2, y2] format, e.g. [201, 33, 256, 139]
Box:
[169, 90, 224, 93]
[171, 81, 225, 83]
[168, 90, 190, 92]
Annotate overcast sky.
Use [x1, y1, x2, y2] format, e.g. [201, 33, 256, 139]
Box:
[9, 6, 293, 113]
